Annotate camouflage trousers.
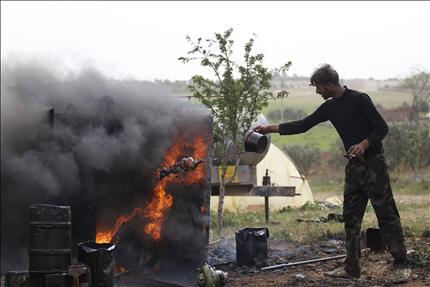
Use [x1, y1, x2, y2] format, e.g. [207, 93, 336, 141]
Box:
[343, 152, 407, 276]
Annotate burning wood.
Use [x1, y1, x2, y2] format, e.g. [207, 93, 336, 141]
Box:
[156, 157, 205, 180]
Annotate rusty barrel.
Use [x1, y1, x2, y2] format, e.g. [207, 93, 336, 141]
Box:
[29, 204, 72, 287]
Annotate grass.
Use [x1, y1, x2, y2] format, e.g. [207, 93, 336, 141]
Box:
[307, 173, 345, 196]
[209, 170, 430, 243]
[391, 168, 430, 194]
[271, 125, 339, 152]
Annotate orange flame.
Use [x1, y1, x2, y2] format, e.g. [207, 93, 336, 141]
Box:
[96, 132, 208, 244]
[143, 181, 172, 241]
[162, 135, 207, 185]
[95, 207, 145, 243]
[143, 134, 207, 240]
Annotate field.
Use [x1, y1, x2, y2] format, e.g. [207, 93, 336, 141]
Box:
[263, 87, 413, 114]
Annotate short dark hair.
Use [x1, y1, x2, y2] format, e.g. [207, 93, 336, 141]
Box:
[310, 64, 340, 86]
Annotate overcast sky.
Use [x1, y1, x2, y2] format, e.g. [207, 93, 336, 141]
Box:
[2, 1, 429, 81]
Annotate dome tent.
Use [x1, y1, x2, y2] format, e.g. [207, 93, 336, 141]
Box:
[210, 143, 314, 212]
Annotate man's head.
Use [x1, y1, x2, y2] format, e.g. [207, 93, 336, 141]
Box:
[310, 64, 341, 100]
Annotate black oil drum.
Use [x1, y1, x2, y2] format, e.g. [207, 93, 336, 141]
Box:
[235, 227, 269, 267]
[29, 204, 72, 287]
[77, 241, 115, 287]
[360, 227, 387, 252]
[244, 131, 268, 154]
[44, 273, 71, 287]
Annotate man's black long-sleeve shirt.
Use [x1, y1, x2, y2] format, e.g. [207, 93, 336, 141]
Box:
[279, 87, 388, 155]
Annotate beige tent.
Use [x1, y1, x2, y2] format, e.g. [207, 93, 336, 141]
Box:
[210, 143, 314, 212]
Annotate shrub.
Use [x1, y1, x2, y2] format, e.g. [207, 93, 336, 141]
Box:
[384, 122, 430, 172]
[267, 107, 307, 123]
[284, 145, 322, 176]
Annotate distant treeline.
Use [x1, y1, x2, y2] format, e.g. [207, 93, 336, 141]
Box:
[154, 76, 408, 95]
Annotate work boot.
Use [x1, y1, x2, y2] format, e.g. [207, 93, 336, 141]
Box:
[324, 267, 360, 279]
[391, 266, 411, 284]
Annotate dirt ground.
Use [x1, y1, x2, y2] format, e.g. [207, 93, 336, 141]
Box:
[209, 237, 430, 287]
[1, 238, 427, 287]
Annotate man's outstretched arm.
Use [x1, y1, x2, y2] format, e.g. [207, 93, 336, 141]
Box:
[254, 104, 328, 135]
[254, 124, 279, 134]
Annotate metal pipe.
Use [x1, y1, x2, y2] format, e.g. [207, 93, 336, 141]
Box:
[264, 196, 269, 224]
[260, 254, 346, 271]
[262, 169, 270, 224]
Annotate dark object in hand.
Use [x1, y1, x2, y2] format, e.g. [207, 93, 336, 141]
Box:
[245, 130, 268, 153]
[344, 153, 365, 163]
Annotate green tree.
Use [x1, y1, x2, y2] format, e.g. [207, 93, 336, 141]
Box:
[179, 28, 290, 236]
[403, 68, 430, 120]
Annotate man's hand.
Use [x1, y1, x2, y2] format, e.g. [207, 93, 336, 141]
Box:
[254, 124, 279, 134]
[346, 139, 369, 161]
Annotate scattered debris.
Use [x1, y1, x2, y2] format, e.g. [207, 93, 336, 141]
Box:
[324, 197, 342, 206]
[289, 273, 306, 283]
[408, 246, 430, 270]
[322, 213, 344, 223]
[212, 238, 430, 286]
[196, 263, 228, 287]
[260, 254, 347, 272]
[296, 213, 343, 223]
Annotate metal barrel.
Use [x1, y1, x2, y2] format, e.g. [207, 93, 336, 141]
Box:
[235, 227, 269, 268]
[29, 204, 72, 287]
[77, 241, 115, 287]
[44, 273, 71, 287]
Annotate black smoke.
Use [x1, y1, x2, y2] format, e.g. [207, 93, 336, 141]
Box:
[1, 58, 211, 275]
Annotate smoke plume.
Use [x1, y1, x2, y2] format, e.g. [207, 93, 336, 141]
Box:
[1, 57, 210, 273]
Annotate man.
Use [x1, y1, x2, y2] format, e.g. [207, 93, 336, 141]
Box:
[255, 64, 411, 282]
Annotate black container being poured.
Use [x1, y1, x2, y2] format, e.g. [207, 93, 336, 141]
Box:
[244, 130, 268, 153]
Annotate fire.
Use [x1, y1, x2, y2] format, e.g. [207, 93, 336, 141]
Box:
[143, 181, 172, 241]
[143, 134, 206, 239]
[163, 135, 207, 185]
[95, 231, 114, 244]
[96, 132, 208, 244]
[96, 207, 145, 243]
